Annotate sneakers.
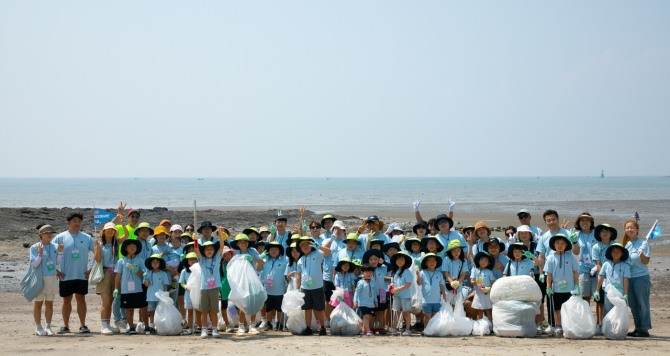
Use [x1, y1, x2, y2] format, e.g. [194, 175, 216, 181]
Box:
[35, 325, 46, 336]
[401, 330, 412, 336]
[554, 327, 563, 338]
[536, 324, 543, 335]
[116, 320, 127, 331]
[212, 329, 221, 338]
[236, 327, 246, 336]
[258, 321, 268, 331]
[544, 325, 553, 336]
[57, 326, 70, 334]
[319, 327, 327, 336]
[44, 326, 55, 336]
[390, 328, 398, 336]
[145, 327, 157, 335]
[363, 330, 373, 336]
[201, 330, 209, 339]
[182, 329, 193, 336]
[79, 326, 90, 334]
[101, 327, 114, 335]
[595, 324, 602, 336]
[248, 326, 260, 335]
[126, 326, 137, 335]
[377, 328, 386, 335]
[226, 325, 235, 333]
[628, 330, 650, 337]
[301, 327, 313, 336]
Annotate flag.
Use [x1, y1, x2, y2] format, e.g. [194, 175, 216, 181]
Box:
[93, 208, 115, 227]
[645, 220, 662, 240]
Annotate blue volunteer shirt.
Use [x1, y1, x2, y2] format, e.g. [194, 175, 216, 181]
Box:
[576, 231, 597, 273]
[323, 237, 343, 282]
[626, 239, 651, 279]
[297, 249, 325, 290]
[354, 279, 378, 308]
[335, 247, 364, 265]
[537, 228, 570, 258]
[53, 231, 94, 281]
[145, 270, 171, 302]
[30, 242, 59, 276]
[117, 255, 147, 294]
[273, 231, 291, 249]
[100, 242, 115, 268]
[334, 271, 357, 291]
[491, 254, 510, 280]
[441, 258, 467, 282]
[599, 260, 631, 293]
[591, 241, 614, 265]
[372, 264, 389, 300]
[503, 258, 535, 277]
[437, 231, 468, 254]
[260, 255, 289, 296]
[392, 269, 413, 299]
[545, 252, 578, 293]
[151, 244, 171, 257]
[178, 268, 191, 288]
[470, 267, 496, 288]
[136, 239, 153, 263]
[199, 254, 223, 290]
[420, 269, 445, 304]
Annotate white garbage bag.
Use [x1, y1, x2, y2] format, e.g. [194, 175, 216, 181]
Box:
[492, 300, 538, 338]
[409, 264, 422, 314]
[423, 301, 454, 337]
[490, 275, 542, 304]
[602, 284, 629, 340]
[450, 294, 474, 336]
[472, 316, 492, 336]
[227, 255, 268, 316]
[561, 296, 596, 339]
[281, 290, 318, 335]
[154, 290, 182, 336]
[185, 263, 202, 311]
[330, 301, 362, 336]
[227, 302, 240, 325]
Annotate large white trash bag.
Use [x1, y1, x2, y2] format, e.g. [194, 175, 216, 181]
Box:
[281, 290, 318, 335]
[227, 255, 268, 316]
[451, 294, 474, 336]
[472, 316, 492, 336]
[186, 263, 202, 311]
[409, 264, 422, 314]
[492, 300, 538, 338]
[423, 301, 454, 337]
[490, 275, 542, 304]
[602, 284, 629, 340]
[561, 296, 596, 339]
[154, 291, 183, 335]
[330, 301, 362, 336]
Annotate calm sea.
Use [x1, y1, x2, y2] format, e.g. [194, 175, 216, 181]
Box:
[1, 177, 669, 221]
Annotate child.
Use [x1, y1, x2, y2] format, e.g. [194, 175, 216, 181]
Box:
[503, 243, 538, 277]
[230, 233, 264, 335]
[353, 264, 378, 337]
[571, 213, 597, 302]
[30, 224, 63, 336]
[334, 258, 356, 307]
[114, 239, 147, 334]
[363, 249, 388, 334]
[143, 254, 170, 334]
[133, 222, 154, 262]
[336, 233, 365, 266]
[193, 239, 226, 339]
[595, 243, 630, 316]
[296, 236, 333, 335]
[219, 246, 236, 333]
[95, 222, 120, 335]
[259, 241, 288, 331]
[178, 252, 198, 335]
[591, 223, 616, 334]
[285, 242, 302, 291]
[470, 252, 496, 321]
[420, 235, 444, 258]
[545, 233, 579, 337]
[417, 253, 446, 330]
[483, 239, 509, 280]
[389, 251, 413, 336]
[442, 240, 467, 305]
[404, 238, 424, 268]
[469, 221, 495, 257]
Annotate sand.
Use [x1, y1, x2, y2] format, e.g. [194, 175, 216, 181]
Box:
[0, 207, 668, 355]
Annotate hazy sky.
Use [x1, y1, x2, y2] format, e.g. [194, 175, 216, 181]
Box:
[1, 1, 669, 178]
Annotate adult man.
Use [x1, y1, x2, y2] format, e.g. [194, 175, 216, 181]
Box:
[516, 209, 543, 240]
[53, 211, 95, 334]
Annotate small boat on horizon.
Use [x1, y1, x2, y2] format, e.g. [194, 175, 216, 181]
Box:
[600, 169, 605, 178]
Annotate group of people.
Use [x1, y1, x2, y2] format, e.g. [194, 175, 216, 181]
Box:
[27, 201, 653, 339]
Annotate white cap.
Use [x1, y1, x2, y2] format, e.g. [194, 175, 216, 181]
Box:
[516, 225, 532, 233]
[103, 222, 116, 231]
[170, 224, 184, 233]
[517, 209, 530, 216]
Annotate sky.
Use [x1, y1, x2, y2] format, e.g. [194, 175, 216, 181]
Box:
[1, 1, 669, 178]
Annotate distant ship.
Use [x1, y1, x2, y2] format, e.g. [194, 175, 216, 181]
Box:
[600, 170, 605, 178]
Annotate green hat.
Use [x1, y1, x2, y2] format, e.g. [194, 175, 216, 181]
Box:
[352, 259, 363, 267]
[134, 222, 154, 236]
[266, 241, 285, 256]
[180, 232, 193, 241]
[145, 253, 166, 270]
[184, 252, 197, 259]
[420, 235, 444, 253]
[321, 214, 337, 227]
[446, 240, 463, 252]
[420, 253, 443, 270]
[243, 228, 260, 237]
[290, 234, 301, 242]
[345, 233, 361, 245]
[230, 233, 253, 250]
[605, 243, 629, 262]
[335, 257, 354, 272]
[199, 240, 220, 255]
[595, 224, 618, 242]
[298, 236, 317, 252]
[390, 251, 413, 269]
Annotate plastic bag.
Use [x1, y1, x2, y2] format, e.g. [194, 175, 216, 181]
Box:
[330, 301, 362, 336]
[186, 263, 202, 311]
[451, 294, 474, 336]
[88, 261, 104, 285]
[154, 290, 182, 335]
[490, 275, 542, 304]
[423, 301, 454, 337]
[227, 255, 268, 316]
[492, 300, 538, 338]
[602, 284, 629, 340]
[227, 302, 240, 325]
[21, 264, 44, 302]
[561, 296, 596, 339]
[472, 316, 492, 336]
[281, 290, 318, 335]
[409, 264, 422, 314]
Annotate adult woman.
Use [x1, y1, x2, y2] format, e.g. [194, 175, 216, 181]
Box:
[96, 222, 121, 334]
[622, 220, 652, 337]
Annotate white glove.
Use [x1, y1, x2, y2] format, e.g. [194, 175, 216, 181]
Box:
[590, 266, 598, 277]
[448, 198, 456, 212]
[639, 241, 649, 256]
[413, 199, 421, 213]
[450, 280, 460, 289]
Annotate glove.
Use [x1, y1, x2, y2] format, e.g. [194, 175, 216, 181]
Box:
[113, 289, 119, 298]
[143, 272, 149, 282]
[413, 199, 421, 213]
[482, 287, 491, 294]
[569, 228, 578, 243]
[593, 290, 600, 301]
[639, 241, 649, 256]
[546, 288, 554, 296]
[269, 222, 277, 235]
[450, 281, 460, 289]
[623, 294, 628, 302]
[522, 251, 535, 259]
[448, 198, 456, 212]
[260, 251, 269, 259]
[590, 266, 598, 277]
[301, 220, 308, 232]
[244, 254, 253, 262]
[310, 242, 319, 250]
[539, 274, 545, 283]
[571, 286, 581, 296]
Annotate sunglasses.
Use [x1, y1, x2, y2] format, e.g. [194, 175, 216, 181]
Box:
[518, 214, 530, 219]
[310, 227, 320, 230]
[185, 228, 194, 232]
[129, 215, 140, 219]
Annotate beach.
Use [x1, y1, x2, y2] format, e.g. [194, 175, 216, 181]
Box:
[1, 206, 668, 355]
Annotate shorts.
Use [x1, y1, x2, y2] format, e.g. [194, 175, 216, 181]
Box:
[178, 283, 185, 296]
[550, 292, 571, 311]
[594, 287, 605, 305]
[422, 303, 440, 314]
[219, 299, 227, 311]
[375, 302, 388, 312]
[59, 279, 88, 297]
[265, 295, 284, 312]
[121, 292, 147, 309]
[392, 297, 412, 312]
[579, 272, 597, 297]
[323, 280, 336, 302]
[359, 306, 375, 316]
[35, 275, 58, 302]
[95, 269, 115, 295]
[199, 288, 220, 312]
[147, 301, 158, 313]
[301, 288, 325, 311]
[184, 292, 193, 309]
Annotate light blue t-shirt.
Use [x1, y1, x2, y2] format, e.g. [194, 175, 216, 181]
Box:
[260, 255, 289, 296]
[178, 268, 191, 288]
[545, 252, 578, 293]
[354, 279, 378, 308]
[537, 228, 570, 258]
[235, 248, 262, 269]
[420, 269, 445, 304]
[197, 236, 220, 246]
[408, 251, 425, 270]
[503, 258, 535, 277]
[164, 246, 182, 264]
[199, 254, 222, 290]
[117, 255, 147, 294]
[273, 231, 291, 249]
[599, 260, 631, 292]
[626, 239, 651, 279]
[576, 231, 597, 273]
[53, 231, 94, 281]
[334, 271, 357, 291]
[591, 241, 614, 265]
[297, 250, 325, 290]
[151, 244, 171, 258]
[136, 239, 153, 263]
[30, 242, 59, 276]
[372, 264, 389, 296]
[441, 258, 467, 282]
[392, 269, 413, 299]
[145, 270, 171, 302]
[358, 232, 389, 249]
[100, 242, 115, 268]
[492, 253, 510, 280]
[335, 248, 364, 265]
[472, 237, 503, 257]
[437, 231, 468, 254]
[323, 237, 344, 282]
[470, 267, 496, 288]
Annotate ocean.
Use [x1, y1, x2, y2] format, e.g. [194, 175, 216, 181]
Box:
[1, 177, 669, 222]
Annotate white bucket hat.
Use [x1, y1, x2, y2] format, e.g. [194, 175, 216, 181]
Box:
[330, 220, 346, 231]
